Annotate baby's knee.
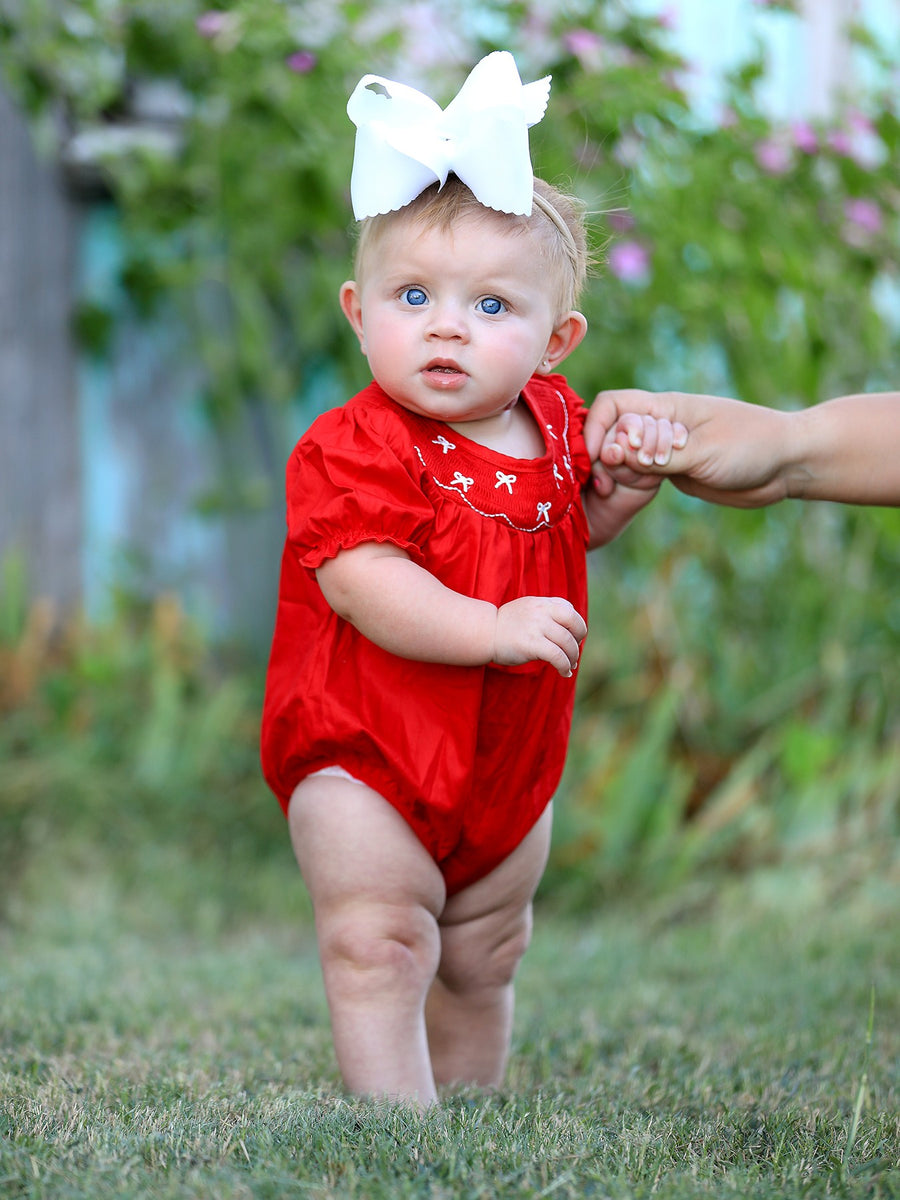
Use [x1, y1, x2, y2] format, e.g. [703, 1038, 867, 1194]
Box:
[320, 901, 441, 994]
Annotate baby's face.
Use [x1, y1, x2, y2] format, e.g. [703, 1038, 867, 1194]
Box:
[340, 209, 567, 428]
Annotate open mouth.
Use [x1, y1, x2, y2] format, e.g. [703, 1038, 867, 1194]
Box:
[425, 359, 464, 376]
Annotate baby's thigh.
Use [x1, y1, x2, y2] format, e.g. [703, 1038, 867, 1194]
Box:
[288, 775, 446, 919]
[436, 804, 553, 982]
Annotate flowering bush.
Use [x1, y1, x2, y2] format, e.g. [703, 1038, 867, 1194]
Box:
[2, 0, 897, 418]
[583, 41, 900, 408]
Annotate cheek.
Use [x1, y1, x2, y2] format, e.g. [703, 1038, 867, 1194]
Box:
[367, 321, 405, 366]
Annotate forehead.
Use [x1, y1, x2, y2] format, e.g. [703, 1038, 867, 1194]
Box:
[361, 208, 546, 286]
[373, 207, 521, 259]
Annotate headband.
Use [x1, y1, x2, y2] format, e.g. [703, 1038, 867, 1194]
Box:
[347, 51, 551, 220]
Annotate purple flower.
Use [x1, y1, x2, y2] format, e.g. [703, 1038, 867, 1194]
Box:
[196, 10, 228, 38]
[608, 241, 651, 283]
[755, 137, 792, 175]
[286, 50, 317, 74]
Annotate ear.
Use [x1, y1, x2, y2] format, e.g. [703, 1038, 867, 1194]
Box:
[537, 311, 588, 374]
[339, 281, 367, 354]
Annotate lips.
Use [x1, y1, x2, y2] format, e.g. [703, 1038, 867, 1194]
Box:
[424, 358, 465, 375]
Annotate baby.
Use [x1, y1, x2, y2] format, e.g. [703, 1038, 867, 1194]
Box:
[261, 53, 667, 1105]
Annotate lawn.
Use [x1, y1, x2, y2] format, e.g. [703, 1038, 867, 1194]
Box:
[2, 850, 897, 1199]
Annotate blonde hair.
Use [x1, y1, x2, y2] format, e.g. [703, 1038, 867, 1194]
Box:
[353, 175, 590, 314]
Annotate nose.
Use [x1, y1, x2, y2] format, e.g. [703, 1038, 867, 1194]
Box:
[425, 299, 469, 342]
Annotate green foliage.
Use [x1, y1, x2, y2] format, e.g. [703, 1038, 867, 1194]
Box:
[547, 493, 900, 906]
[0, 589, 284, 925]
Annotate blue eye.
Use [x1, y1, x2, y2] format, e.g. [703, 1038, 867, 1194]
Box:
[477, 296, 506, 315]
[401, 287, 428, 306]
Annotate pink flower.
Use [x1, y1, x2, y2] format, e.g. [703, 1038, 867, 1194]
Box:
[827, 118, 885, 169]
[845, 198, 883, 234]
[286, 50, 317, 73]
[755, 137, 792, 175]
[608, 211, 635, 234]
[848, 109, 875, 137]
[657, 5, 679, 29]
[564, 29, 606, 69]
[196, 10, 228, 38]
[790, 121, 818, 154]
[608, 241, 651, 283]
[827, 129, 853, 156]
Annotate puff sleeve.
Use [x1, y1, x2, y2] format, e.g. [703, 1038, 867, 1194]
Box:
[286, 405, 436, 569]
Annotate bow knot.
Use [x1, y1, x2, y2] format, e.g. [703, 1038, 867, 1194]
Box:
[348, 52, 551, 220]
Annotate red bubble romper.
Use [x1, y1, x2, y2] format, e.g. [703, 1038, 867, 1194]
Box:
[261, 373, 591, 894]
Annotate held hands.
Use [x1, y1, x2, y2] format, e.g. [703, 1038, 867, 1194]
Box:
[587, 388, 802, 507]
[493, 596, 587, 678]
[586, 395, 688, 500]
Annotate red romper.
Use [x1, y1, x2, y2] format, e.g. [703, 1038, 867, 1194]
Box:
[261, 373, 591, 894]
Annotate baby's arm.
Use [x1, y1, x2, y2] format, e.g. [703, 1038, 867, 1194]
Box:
[582, 408, 687, 548]
[582, 467, 662, 549]
[317, 542, 586, 678]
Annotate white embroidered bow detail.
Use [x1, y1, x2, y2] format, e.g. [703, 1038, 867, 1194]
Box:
[347, 51, 551, 220]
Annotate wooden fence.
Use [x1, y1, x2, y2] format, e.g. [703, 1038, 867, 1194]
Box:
[0, 88, 82, 610]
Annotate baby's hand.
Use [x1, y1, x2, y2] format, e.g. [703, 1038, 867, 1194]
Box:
[493, 596, 587, 678]
[602, 413, 688, 472]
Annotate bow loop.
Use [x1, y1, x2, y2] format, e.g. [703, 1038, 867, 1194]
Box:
[347, 52, 551, 220]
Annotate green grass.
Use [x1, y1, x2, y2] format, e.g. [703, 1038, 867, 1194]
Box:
[2, 851, 898, 1199]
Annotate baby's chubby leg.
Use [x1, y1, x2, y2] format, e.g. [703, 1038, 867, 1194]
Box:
[288, 775, 447, 1106]
[425, 805, 553, 1090]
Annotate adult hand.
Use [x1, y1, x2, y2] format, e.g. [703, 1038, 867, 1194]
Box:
[587, 389, 793, 508]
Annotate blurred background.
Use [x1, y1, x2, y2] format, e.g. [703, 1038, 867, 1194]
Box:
[1, 0, 898, 920]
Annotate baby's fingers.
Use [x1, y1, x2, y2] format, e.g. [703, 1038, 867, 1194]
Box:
[544, 599, 587, 677]
[602, 414, 689, 469]
[643, 417, 688, 465]
[548, 597, 587, 642]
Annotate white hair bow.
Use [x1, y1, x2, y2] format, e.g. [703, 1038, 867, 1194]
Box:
[347, 51, 551, 220]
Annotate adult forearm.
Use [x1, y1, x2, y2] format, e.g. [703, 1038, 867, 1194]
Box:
[787, 393, 900, 504]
